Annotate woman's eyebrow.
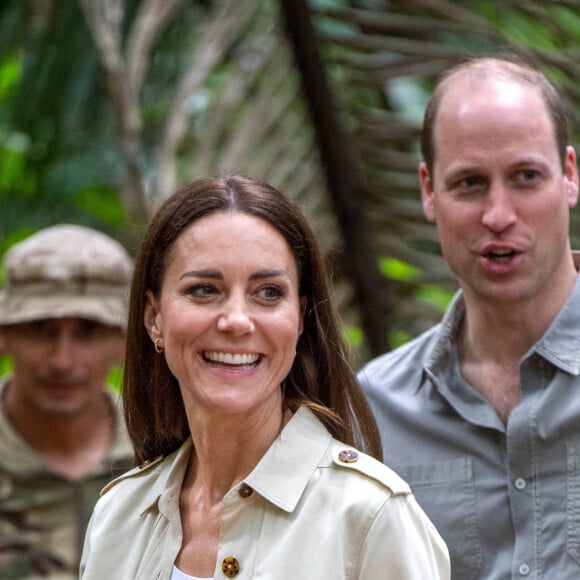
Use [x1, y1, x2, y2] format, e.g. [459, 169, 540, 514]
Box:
[250, 269, 288, 281]
[180, 269, 223, 280]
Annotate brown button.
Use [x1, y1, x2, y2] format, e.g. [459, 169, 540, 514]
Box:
[238, 483, 253, 498]
[338, 449, 359, 463]
[221, 556, 240, 577]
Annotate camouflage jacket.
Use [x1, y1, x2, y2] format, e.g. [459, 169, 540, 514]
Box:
[0, 377, 135, 579]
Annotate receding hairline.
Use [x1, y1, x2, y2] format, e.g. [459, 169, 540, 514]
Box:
[439, 58, 543, 92]
[422, 56, 568, 176]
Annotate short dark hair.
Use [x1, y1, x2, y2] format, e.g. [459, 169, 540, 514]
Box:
[123, 175, 382, 462]
[421, 56, 569, 179]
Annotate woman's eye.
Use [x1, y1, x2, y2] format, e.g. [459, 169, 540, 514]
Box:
[257, 285, 283, 301]
[189, 283, 217, 297]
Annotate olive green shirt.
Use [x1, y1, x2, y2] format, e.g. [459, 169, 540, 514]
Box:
[0, 377, 134, 579]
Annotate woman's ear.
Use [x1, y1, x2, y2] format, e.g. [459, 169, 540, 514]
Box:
[144, 290, 162, 341]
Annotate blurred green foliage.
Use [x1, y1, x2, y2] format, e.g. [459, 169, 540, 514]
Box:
[1, 0, 578, 370]
[0, 355, 124, 390]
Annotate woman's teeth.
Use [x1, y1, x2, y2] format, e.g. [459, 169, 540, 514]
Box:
[204, 352, 259, 365]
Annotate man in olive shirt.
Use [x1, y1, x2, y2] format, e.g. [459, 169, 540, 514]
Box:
[359, 57, 580, 578]
[0, 225, 135, 578]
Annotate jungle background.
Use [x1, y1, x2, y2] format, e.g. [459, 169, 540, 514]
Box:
[1, 0, 580, 377]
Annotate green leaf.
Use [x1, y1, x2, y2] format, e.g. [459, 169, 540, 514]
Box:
[416, 284, 455, 314]
[389, 329, 412, 349]
[343, 325, 364, 349]
[74, 186, 126, 227]
[0, 52, 20, 98]
[379, 257, 421, 282]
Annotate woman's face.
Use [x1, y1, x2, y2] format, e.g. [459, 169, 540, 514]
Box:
[145, 211, 306, 420]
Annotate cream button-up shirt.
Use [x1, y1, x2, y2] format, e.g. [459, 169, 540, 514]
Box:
[80, 406, 449, 579]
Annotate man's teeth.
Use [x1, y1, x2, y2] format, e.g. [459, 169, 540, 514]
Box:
[204, 352, 259, 365]
[488, 249, 514, 260]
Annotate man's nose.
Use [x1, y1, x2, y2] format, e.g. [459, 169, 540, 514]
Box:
[49, 333, 77, 370]
[481, 183, 517, 233]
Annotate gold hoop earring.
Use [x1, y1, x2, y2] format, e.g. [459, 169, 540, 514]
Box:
[154, 338, 163, 353]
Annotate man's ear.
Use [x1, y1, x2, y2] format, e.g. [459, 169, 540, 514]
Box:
[565, 145, 580, 208]
[419, 162, 437, 223]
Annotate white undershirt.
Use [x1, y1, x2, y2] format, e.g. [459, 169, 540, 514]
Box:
[170, 564, 213, 580]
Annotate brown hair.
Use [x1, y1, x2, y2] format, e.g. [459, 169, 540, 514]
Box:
[123, 175, 382, 462]
[421, 56, 569, 179]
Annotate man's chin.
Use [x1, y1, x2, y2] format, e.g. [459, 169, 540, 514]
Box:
[39, 392, 88, 416]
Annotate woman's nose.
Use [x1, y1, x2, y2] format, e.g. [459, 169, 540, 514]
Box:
[216, 298, 255, 336]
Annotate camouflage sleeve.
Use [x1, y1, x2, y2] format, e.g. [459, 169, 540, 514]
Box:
[0, 461, 134, 579]
[0, 467, 84, 579]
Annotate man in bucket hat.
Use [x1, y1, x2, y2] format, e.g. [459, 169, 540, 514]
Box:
[0, 224, 135, 578]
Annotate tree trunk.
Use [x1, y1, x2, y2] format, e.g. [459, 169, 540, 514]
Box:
[279, 0, 393, 357]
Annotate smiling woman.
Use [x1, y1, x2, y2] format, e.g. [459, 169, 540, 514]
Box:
[79, 175, 450, 580]
[143, 210, 305, 423]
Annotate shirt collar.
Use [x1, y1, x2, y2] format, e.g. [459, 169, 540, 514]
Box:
[533, 270, 580, 375]
[426, 255, 580, 377]
[244, 406, 331, 512]
[425, 290, 464, 377]
[136, 440, 191, 516]
[138, 406, 332, 516]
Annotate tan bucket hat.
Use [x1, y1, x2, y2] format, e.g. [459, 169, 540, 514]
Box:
[0, 224, 133, 329]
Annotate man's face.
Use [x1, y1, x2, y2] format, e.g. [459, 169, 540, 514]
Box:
[419, 76, 580, 307]
[0, 317, 125, 417]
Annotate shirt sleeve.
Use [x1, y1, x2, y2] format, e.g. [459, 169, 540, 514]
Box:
[356, 492, 451, 579]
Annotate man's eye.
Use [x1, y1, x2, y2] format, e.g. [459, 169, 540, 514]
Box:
[521, 169, 539, 181]
[76, 320, 105, 339]
[26, 320, 56, 337]
[459, 176, 483, 188]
